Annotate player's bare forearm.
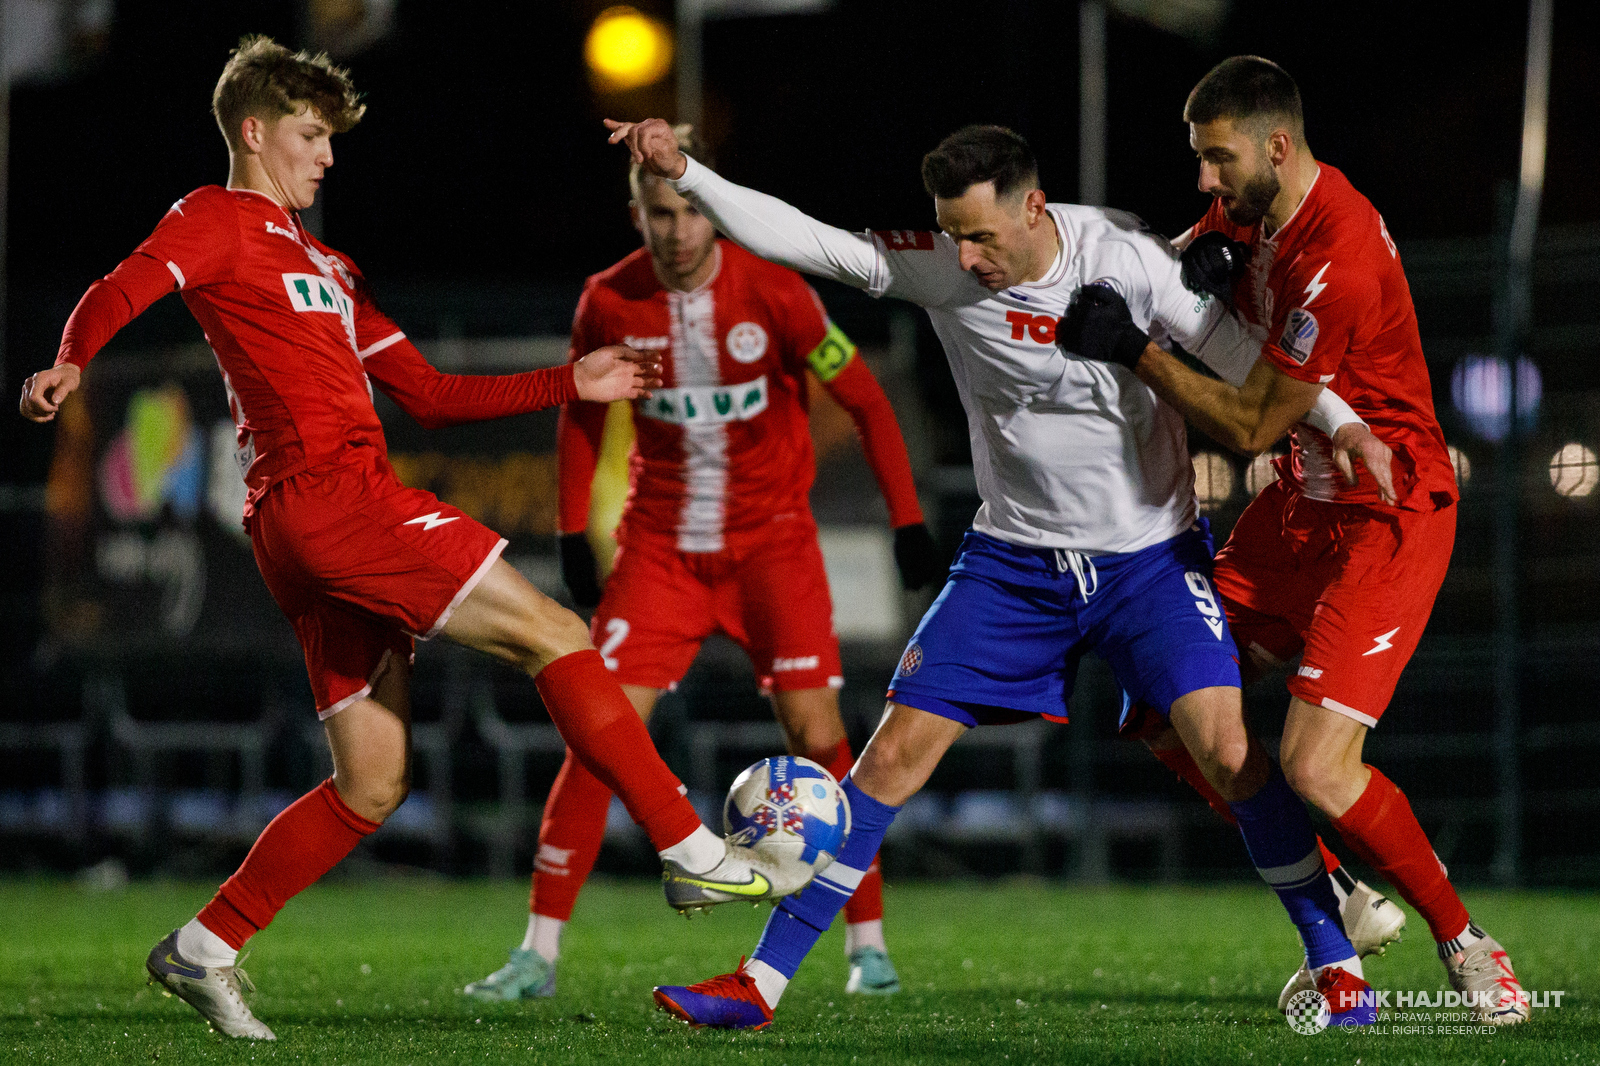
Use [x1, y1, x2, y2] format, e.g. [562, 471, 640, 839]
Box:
[1133, 343, 1319, 456]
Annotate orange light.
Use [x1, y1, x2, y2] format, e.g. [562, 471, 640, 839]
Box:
[585, 6, 673, 92]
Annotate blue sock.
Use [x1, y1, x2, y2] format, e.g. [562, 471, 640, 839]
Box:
[752, 776, 900, 979]
[1228, 763, 1353, 970]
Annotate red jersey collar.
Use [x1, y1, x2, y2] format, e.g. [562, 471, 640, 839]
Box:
[1261, 165, 1322, 245]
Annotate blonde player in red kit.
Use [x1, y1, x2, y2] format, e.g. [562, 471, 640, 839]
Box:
[1059, 56, 1528, 1025]
[464, 126, 940, 1004]
[20, 40, 799, 1041]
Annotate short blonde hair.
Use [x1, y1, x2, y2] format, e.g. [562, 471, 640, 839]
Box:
[212, 35, 365, 151]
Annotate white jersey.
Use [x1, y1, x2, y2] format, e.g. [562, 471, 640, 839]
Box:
[670, 157, 1359, 554]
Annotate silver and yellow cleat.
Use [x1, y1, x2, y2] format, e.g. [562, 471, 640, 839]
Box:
[662, 849, 786, 915]
[145, 929, 276, 1040]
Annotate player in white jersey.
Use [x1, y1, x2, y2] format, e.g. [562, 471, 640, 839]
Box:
[610, 119, 1388, 1029]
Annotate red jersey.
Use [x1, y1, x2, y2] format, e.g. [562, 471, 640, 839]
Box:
[558, 242, 922, 552]
[57, 185, 577, 514]
[1190, 164, 1457, 511]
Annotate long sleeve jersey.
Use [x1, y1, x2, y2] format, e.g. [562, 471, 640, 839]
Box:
[56, 185, 579, 515]
[667, 158, 1363, 553]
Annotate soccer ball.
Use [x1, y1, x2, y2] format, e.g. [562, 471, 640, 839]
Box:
[723, 756, 851, 896]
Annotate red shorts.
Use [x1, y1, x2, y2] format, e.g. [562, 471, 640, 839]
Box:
[249, 448, 506, 717]
[593, 517, 842, 694]
[1213, 479, 1455, 728]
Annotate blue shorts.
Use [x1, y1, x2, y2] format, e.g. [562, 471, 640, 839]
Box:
[887, 523, 1239, 728]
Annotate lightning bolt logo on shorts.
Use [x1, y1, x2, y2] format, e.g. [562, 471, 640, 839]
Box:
[404, 511, 459, 531]
[1362, 626, 1401, 656]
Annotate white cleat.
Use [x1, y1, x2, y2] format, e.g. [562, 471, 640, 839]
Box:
[146, 929, 276, 1040]
[1277, 878, 1407, 1011]
[1445, 929, 1529, 1026]
[663, 845, 798, 915]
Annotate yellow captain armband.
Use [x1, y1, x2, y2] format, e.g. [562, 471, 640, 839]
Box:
[805, 321, 856, 383]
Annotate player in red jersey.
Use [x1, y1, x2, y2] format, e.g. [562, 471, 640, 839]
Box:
[464, 125, 940, 1004]
[1060, 56, 1527, 1025]
[20, 40, 798, 1040]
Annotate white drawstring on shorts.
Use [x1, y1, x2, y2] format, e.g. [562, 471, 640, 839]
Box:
[1054, 548, 1099, 601]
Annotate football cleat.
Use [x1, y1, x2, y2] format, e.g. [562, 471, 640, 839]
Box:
[662, 849, 782, 915]
[1343, 879, 1407, 958]
[844, 946, 901, 995]
[145, 929, 276, 1040]
[1444, 932, 1529, 1025]
[463, 947, 556, 1002]
[1315, 965, 1378, 1027]
[1278, 878, 1407, 1011]
[653, 958, 774, 1030]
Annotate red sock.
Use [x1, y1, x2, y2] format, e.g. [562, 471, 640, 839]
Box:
[530, 749, 613, 922]
[807, 739, 884, 924]
[198, 778, 380, 949]
[1332, 765, 1470, 943]
[535, 650, 700, 852]
[1151, 741, 1343, 874]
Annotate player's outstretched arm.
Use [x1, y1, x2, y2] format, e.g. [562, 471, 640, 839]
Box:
[606, 119, 888, 296]
[363, 340, 660, 429]
[19, 364, 82, 422]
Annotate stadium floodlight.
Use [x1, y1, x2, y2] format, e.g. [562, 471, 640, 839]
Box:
[1450, 354, 1541, 442]
[1549, 442, 1598, 499]
[1192, 451, 1234, 510]
[585, 6, 673, 92]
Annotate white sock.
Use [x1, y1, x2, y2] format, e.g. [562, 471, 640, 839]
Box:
[177, 918, 238, 970]
[845, 920, 886, 956]
[745, 958, 789, 1008]
[1314, 955, 1364, 980]
[519, 914, 563, 963]
[658, 824, 725, 874]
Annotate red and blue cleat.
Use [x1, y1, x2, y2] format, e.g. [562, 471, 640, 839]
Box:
[1317, 965, 1379, 1026]
[653, 958, 775, 1030]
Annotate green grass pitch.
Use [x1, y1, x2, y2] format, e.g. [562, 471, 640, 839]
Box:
[1, 878, 1594, 1065]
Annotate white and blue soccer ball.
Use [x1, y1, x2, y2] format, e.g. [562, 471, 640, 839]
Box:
[724, 756, 851, 894]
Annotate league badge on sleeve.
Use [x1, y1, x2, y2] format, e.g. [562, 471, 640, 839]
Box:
[1280, 307, 1319, 365]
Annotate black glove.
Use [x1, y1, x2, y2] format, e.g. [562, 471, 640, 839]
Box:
[1180, 231, 1251, 304]
[1057, 284, 1149, 370]
[892, 522, 946, 591]
[558, 532, 603, 609]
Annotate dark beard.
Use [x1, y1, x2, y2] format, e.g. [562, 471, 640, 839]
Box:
[1221, 165, 1280, 227]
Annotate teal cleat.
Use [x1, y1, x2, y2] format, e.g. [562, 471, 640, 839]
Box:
[463, 947, 556, 1001]
[845, 946, 901, 995]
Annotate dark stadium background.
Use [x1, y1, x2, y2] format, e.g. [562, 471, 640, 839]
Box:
[2, 0, 1597, 887]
